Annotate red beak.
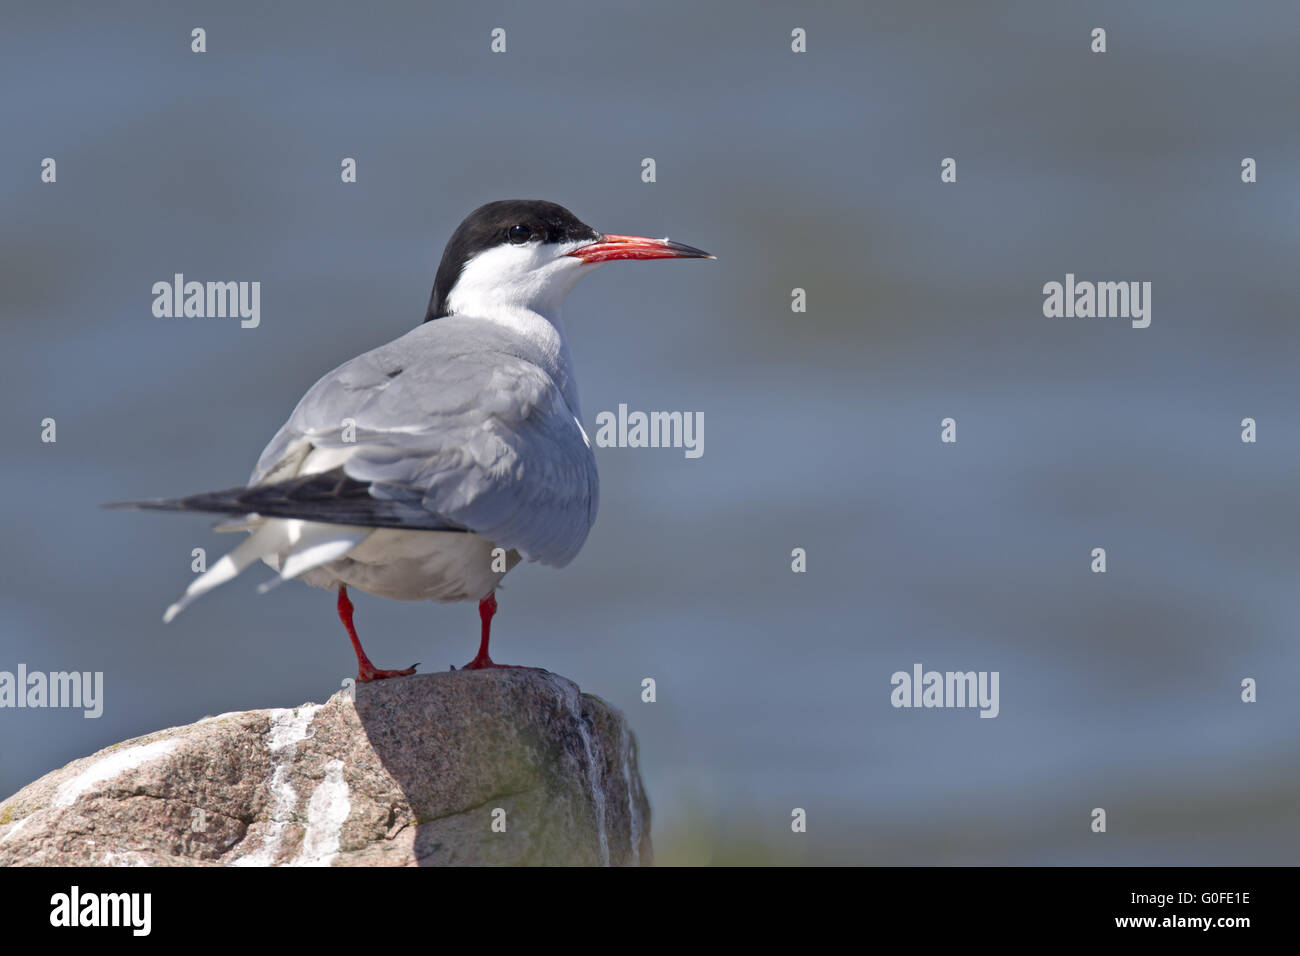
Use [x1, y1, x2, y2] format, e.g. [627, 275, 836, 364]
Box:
[566, 234, 714, 264]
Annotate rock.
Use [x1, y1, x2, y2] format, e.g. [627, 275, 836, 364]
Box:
[0, 669, 651, 866]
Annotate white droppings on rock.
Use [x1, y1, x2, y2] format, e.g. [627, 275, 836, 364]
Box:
[101, 849, 149, 867]
[550, 674, 609, 866]
[0, 671, 650, 867]
[232, 704, 321, 867]
[53, 739, 180, 808]
[0, 813, 35, 845]
[266, 704, 321, 752]
[289, 758, 350, 867]
[620, 717, 640, 866]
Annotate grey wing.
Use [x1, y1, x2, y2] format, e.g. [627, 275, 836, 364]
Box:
[251, 321, 599, 567]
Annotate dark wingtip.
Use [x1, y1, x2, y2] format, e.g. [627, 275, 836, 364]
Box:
[102, 498, 185, 511]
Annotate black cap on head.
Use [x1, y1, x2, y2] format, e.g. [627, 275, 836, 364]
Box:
[424, 200, 599, 322]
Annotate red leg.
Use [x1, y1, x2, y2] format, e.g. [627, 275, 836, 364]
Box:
[337, 585, 416, 682]
[461, 591, 528, 670]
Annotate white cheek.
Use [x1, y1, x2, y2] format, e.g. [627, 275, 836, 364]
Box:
[447, 244, 590, 318]
[447, 246, 535, 310]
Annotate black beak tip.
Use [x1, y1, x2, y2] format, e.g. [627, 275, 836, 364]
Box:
[676, 241, 715, 260]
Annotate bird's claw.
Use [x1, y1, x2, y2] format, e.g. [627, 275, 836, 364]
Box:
[356, 662, 418, 683]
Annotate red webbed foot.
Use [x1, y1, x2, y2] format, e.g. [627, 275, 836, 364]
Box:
[457, 591, 538, 670]
[356, 662, 419, 683]
[337, 585, 418, 683]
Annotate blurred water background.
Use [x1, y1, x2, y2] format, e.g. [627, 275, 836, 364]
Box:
[2, 1, 1298, 863]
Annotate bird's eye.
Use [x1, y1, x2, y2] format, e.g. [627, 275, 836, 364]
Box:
[507, 224, 534, 244]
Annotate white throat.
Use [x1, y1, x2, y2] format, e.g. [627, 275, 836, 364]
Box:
[444, 241, 595, 415]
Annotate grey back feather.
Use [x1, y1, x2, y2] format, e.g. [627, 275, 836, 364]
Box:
[251, 318, 599, 567]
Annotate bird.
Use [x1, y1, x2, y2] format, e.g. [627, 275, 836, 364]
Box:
[109, 199, 712, 680]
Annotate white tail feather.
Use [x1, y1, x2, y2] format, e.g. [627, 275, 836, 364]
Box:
[261, 527, 367, 590]
[162, 520, 367, 622]
[163, 523, 285, 622]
